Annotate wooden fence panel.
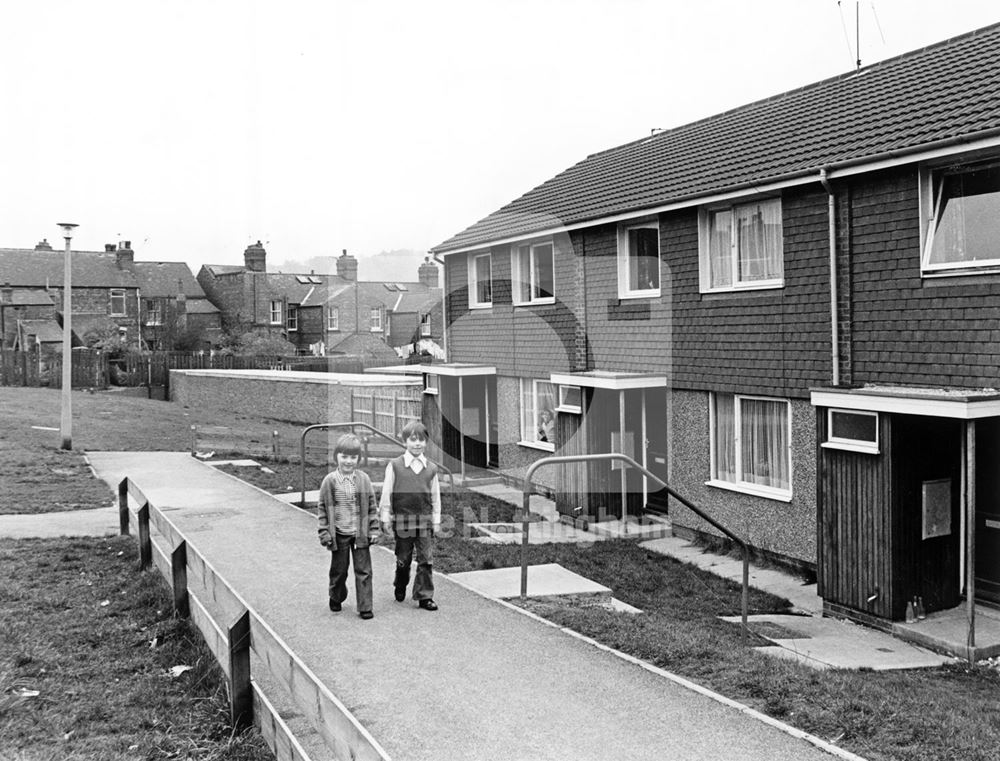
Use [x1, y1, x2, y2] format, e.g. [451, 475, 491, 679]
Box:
[252, 682, 315, 761]
[189, 592, 232, 679]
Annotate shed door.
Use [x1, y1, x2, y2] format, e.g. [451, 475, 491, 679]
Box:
[975, 419, 1000, 604]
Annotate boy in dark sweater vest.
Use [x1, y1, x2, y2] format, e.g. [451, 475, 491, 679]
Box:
[379, 421, 441, 610]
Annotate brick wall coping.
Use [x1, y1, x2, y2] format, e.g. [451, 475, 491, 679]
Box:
[170, 369, 420, 387]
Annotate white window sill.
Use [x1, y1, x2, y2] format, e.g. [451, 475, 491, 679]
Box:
[705, 478, 792, 503]
[518, 440, 555, 453]
[469, 302, 493, 310]
[821, 441, 879, 455]
[513, 297, 556, 307]
[700, 280, 784, 295]
[617, 289, 661, 300]
[555, 405, 581, 414]
[921, 266, 1000, 279]
[422, 388, 439, 395]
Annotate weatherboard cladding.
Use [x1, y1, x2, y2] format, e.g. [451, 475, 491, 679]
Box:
[434, 23, 1000, 253]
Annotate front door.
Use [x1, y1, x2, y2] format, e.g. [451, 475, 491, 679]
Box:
[976, 419, 1000, 604]
[645, 388, 669, 513]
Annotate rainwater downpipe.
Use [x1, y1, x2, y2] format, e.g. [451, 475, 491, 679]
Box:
[432, 253, 448, 360]
[819, 168, 840, 387]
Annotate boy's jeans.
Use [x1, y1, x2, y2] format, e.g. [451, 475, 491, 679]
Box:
[393, 528, 434, 601]
[328, 532, 373, 613]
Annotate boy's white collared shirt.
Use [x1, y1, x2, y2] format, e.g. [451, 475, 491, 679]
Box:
[403, 451, 427, 474]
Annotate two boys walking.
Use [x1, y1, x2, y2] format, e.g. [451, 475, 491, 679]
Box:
[316, 421, 441, 619]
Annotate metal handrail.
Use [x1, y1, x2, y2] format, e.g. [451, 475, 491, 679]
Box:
[520, 453, 750, 643]
[299, 421, 454, 507]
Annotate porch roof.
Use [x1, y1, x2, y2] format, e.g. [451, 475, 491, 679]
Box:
[423, 362, 495, 377]
[551, 370, 667, 390]
[811, 385, 1000, 419]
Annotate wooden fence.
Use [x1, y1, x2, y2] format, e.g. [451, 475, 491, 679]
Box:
[118, 477, 391, 761]
[350, 389, 422, 440]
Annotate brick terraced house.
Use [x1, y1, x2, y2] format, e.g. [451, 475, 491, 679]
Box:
[429, 24, 1000, 641]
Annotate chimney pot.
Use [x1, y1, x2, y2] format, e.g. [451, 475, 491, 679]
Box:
[34, 239, 53, 251]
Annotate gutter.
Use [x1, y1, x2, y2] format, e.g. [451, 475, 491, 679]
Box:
[819, 168, 840, 387]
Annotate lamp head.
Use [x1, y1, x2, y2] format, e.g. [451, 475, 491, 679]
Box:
[57, 223, 79, 239]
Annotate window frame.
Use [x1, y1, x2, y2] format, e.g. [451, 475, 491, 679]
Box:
[555, 384, 582, 414]
[423, 373, 439, 395]
[370, 306, 383, 332]
[919, 159, 1000, 275]
[420, 313, 432, 337]
[269, 300, 283, 325]
[286, 304, 298, 332]
[326, 306, 339, 331]
[822, 408, 880, 454]
[511, 241, 556, 306]
[708, 392, 793, 502]
[468, 252, 493, 309]
[144, 298, 162, 326]
[698, 197, 784, 293]
[519, 378, 556, 452]
[617, 220, 661, 299]
[109, 289, 127, 316]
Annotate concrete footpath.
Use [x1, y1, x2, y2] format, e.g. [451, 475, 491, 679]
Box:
[24, 452, 859, 761]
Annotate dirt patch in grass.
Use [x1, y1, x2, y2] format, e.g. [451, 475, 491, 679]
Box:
[0, 535, 270, 760]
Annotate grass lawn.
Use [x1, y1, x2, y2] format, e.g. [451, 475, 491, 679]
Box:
[2, 385, 999, 761]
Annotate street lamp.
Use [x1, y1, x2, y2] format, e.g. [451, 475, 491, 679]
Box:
[58, 222, 78, 450]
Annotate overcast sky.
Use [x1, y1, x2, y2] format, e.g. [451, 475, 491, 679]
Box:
[1, 0, 997, 274]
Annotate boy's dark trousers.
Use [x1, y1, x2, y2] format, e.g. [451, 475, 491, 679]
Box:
[393, 526, 434, 601]
[328, 532, 373, 613]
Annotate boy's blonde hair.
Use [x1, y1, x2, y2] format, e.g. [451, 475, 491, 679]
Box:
[333, 433, 362, 457]
[400, 421, 429, 441]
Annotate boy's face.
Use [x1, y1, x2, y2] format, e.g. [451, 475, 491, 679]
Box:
[337, 452, 359, 473]
[404, 434, 426, 457]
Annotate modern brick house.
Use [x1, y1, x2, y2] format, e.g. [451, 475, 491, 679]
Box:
[198, 244, 443, 360]
[430, 24, 1000, 636]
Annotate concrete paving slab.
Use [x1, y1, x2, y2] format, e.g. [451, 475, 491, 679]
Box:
[721, 614, 955, 671]
[642, 535, 823, 615]
[469, 519, 605, 544]
[449, 563, 611, 599]
[590, 517, 673, 541]
[466, 482, 559, 521]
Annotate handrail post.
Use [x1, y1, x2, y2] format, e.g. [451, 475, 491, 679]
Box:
[137, 502, 151, 571]
[520, 489, 531, 600]
[117, 478, 130, 535]
[742, 550, 749, 644]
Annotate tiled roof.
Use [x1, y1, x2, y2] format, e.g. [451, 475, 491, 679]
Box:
[133, 262, 205, 298]
[201, 264, 245, 276]
[19, 318, 64, 343]
[394, 290, 441, 313]
[0, 249, 139, 287]
[329, 331, 402, 362]
[183, 298, 219, 314]
[434, 23, 1000, 253]
[2, 289, 53, 307]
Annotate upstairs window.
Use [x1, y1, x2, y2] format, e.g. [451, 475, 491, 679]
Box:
[710, 393, 791, 500]
[420, 313, 432, 337]
[699, 198, 783, 292]
[327, 306, 339, 331]
[512, 242, 554, 305]
[469, 253, 493, 308]
[144, 299, 162, 326]
[110, 289, 126, 316]
[370, 306, 383, 332]
[269, 300, 283, 325]
[286, 304, 298, 332]
[618, 221, 660, 298]
[921, 161, 1000, 274]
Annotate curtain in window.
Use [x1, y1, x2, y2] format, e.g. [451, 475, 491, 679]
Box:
[522, 379, 556, 444]
[929, 166, 1000, 265]
[713, 394, 736, 481]
[513, 246, 531, 302]
[737, 199, 782, 282]
[629, 228, 659, 290]
[533, 244, 554, 299]
[740, 397, 788, 490]
[475, 255, 492, 303]
[708, 210, 733, 289]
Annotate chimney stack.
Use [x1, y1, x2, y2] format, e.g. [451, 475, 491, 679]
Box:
[115, 241, 134, 272]
[244, 240, 266, 272]
[418, 256, 439, 288]
[34, 239, 53, 251]
[104, 244, 116, 252]
[337, 249, 358, 281]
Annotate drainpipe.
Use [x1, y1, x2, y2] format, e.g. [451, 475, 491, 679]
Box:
[819, 168, 840, 387]
[432, 252, 447, 361]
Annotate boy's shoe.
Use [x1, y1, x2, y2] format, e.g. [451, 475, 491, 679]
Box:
[359, 611, 374, 620]
[418, 599, 438, 611]
[329, 599, 342, 612]
[394, 587, 406, 602]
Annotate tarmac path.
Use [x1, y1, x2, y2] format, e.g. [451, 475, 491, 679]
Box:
[83, 451, 852, 761]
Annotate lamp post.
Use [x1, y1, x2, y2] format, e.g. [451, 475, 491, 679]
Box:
[58, 222, 78, 450]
